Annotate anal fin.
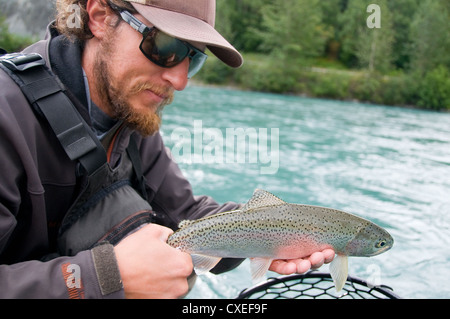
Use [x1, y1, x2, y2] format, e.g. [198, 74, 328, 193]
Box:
[250, 258, 273, 284]
[329, 254, 348, 294]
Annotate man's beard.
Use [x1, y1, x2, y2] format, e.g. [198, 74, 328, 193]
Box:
[93, 42, 174, 137]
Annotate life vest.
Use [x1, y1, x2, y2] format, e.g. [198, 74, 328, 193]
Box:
[0, 52, 156, 256]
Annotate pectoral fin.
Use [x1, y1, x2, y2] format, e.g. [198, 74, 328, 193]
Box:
[329, 254, 348, 293]
[191, 254, 222, 275]
[250, 258, 273, 284]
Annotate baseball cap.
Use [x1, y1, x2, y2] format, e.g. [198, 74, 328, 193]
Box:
[123, 0, 243, 68]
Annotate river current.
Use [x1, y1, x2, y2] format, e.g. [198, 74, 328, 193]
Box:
[160, 85, 450, 299]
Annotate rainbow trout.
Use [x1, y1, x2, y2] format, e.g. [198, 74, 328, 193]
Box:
[168, 189, 393, 292]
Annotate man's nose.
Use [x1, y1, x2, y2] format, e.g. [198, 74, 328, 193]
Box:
[160, 58, 190, 91]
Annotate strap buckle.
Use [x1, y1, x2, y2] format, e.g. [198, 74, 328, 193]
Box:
[0, 53, 45, 72]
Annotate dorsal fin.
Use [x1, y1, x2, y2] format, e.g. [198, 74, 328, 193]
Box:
[241, 189, 287, 211]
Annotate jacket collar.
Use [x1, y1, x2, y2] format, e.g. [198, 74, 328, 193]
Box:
[22, 23, 93, 127]
[48, 28, 90, 115]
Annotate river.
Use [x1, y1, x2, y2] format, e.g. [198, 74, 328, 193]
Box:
[160, 84, 450, 299]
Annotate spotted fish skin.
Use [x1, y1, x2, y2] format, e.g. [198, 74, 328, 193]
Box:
[170, 204, 388, 258]
[167, 189, 394, 292]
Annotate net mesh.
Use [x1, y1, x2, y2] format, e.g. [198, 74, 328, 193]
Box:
[237, 272, 400, 299]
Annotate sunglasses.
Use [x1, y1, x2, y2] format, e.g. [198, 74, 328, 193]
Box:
[118, 10, 208, 79]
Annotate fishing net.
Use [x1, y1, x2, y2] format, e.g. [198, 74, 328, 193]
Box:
[236, 271, 400, 299]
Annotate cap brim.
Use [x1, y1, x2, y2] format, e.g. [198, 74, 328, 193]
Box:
[131, 3, 243, 68]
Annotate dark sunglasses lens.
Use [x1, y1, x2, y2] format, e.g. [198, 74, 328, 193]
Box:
[141, 29, 189, 67]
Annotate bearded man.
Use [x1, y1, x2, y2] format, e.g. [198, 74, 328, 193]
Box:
[0, 0, 334, 299]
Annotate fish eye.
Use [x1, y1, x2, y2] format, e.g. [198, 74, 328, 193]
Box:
[375, 240, 387, 249]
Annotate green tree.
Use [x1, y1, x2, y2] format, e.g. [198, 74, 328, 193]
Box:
[387, 0, 420, 69]
[417, 66, 450, 110]
[338, 0, 394, 73]
[318, 0, 347, 60]
[356, 0, 394, 73]
[258, 0, 329, 64]
[409, 0, 450, 75]
[338, 0, 367, 68]
[215, 0, 270, 52]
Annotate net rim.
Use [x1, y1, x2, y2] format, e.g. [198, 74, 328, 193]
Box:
[236, 271, 401, 299]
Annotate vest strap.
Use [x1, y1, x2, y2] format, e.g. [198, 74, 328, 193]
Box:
[0, 52, 107, 175]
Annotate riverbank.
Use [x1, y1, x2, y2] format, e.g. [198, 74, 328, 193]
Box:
[196, 53, 450, 112]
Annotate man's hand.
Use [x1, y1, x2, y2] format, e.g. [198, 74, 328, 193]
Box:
[269, 249, 335, 275]
[114, 224, 193, 299]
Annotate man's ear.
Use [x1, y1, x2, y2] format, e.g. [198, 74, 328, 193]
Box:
[86, 0, 114, 39]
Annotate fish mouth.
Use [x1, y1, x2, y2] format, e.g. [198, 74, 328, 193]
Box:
[368, 244, 393, 257]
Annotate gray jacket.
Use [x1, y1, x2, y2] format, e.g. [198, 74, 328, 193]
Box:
[0, 26, 240, 298]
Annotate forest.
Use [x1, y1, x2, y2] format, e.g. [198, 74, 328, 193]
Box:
[1, 0, 449, 110]
[197, 0, 450, 110]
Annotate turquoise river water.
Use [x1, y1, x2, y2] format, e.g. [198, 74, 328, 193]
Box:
[160, 85, 450, 299]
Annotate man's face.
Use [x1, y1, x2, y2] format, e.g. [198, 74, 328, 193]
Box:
[93, 12, 190, 136]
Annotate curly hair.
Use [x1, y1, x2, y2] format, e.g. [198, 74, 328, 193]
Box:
[55, 0, 136, 41]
